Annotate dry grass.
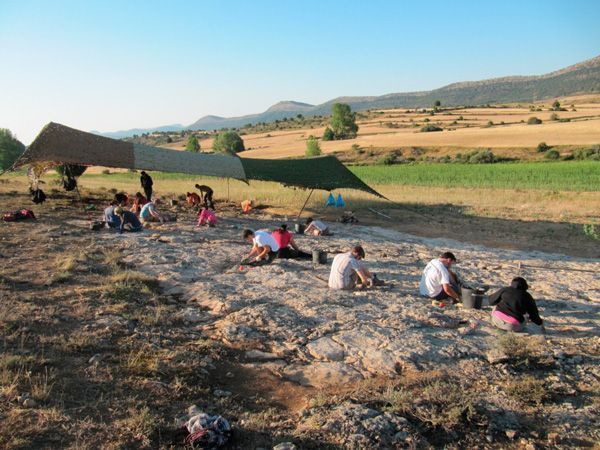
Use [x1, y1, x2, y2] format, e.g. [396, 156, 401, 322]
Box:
[504, 375, 550, 406]
[154, 96, 600, 160]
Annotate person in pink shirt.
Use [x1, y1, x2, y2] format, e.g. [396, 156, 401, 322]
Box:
[271, 224, 311, 259]
[197, 207, 217, 227]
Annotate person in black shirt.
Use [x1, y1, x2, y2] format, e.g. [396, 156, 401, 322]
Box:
[489, 277, 545, 332]
[195, 184, 214, 209]
[140, 171, 153, 201]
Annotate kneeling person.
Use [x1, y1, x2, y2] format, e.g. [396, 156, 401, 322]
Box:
[489, 277, 544, 332]
[242, 229, 280, 265]
[329, 245, 371, 290]
[419, 252, 461, 302]
[115, 207, 143, 233]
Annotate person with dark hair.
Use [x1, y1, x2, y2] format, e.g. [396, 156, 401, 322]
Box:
[140, 171, 153, 201]
[114, 207, 143, 233]
[131, 192, 148, 215]
[114, 192, 129, 206]
[195, 184, 214, 209]
[419, 251, 462, 302]
[304, 217, 330, 236]
[272, 224, 311, 259]
[104, 201, 120, 229]
[489, 277, 545, 332]
[329, 245, 372, 290]
[242, 229, 280, 265]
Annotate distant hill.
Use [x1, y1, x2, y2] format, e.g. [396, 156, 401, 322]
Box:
[93, 124, 184, 139]
[97, 55, 600, 136]
[187, 100, 314, 131]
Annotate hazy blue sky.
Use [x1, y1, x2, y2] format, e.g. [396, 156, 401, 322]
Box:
[1, 0, 599, 143]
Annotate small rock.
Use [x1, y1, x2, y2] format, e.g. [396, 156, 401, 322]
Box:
[88, 354, 102, 365]
[547, 432, 560, 442]
[226, 371, 234, 378]
[213, 389, 232, 398]
[273, 442, 296, 450]
[505, 430, 517, 439]
[487, 349, 510, 364]
[23, 398, 37, 408]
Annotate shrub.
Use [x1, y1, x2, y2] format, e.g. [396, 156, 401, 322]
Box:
[486, 121, 494, 127]
[573, 145, 600, 160]
[379, 153, 397, 165]
[186, 135, 200, 152]
[527, 117, 542, 125]
[468, 149, 496, 164]
[322, 127, 334, 141]
[536, 142, 551, 153]
[505, 375, 549, 406]
[213, 131, 245, 155]
[102, 169, 111, 175]
[421, 124, 442, 132]
[544, 149, 560, 160]
[305, 136, 321, 157]
[550, 113, 559, 121]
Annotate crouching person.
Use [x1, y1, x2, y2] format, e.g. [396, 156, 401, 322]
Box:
[115, 207, 143, 233]
[489, 277, 545, 333]
[419, 252, 462, 303]
[328, 245, 372, 290]
[242, 229, 280, 265]
[197, 207, 217, 227]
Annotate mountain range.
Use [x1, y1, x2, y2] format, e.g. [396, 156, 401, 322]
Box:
[97, 55, 600, 138]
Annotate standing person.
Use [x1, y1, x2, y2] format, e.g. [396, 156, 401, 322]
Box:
[140, 171, 153, 201]
[242, 229, 279, 265]
[419, 252, 462, 303]
[195, 184, 214, 209]
[328, 245, 372, 290]
[114, 207, 143, 233]
[272, 224, 311, 259]
[304, 217, 330, 236]
[489, 277, 545, 332]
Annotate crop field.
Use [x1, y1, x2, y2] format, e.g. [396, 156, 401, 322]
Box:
[161, 95, 600, 161]
[351, 161, 600, 191]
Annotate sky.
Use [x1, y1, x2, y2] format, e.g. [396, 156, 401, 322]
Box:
[1, 0, 599, 144]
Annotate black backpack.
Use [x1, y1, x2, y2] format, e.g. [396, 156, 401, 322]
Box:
[32, 188, 47, 204]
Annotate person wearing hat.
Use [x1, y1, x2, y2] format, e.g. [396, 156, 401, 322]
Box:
[328, 245, 373, 290]
[489, 277, 545, 332]
[115, 206, 143, 233]
[419, 251, 462, 302]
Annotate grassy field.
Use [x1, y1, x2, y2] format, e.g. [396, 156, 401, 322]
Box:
[158, 95, 600, 161]
[351, 161, 600, 191]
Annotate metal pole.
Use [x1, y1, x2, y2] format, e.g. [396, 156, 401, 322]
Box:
[297, 189, 315, 219]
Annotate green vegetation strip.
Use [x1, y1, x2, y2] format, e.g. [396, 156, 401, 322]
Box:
[350, 162, 600, 191]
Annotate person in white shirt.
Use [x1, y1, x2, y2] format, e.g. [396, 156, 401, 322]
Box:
[242, 229, 280, 265]
[329, 245, 372, 290]
[419, 252, 461, 302]
[304, 217, 330, 236]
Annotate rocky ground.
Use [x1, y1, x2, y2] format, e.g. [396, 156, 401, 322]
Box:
[0, 192, 598, 448]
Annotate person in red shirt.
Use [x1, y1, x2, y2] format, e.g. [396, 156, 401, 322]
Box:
[131, 192, 148, 215]
[271, 224, 311, 259]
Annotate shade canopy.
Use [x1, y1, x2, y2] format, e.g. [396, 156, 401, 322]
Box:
[13, 122, 384, 198]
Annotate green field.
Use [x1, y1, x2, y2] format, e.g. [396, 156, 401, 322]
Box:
[350, 161, 600, 191]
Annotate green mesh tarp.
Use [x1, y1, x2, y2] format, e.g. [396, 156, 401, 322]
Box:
[242, 156, 383, 197]
[12, 122, 384, 198]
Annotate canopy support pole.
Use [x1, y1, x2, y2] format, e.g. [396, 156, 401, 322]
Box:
[297, 188, 314, 220]
[227, 178, 230, 202]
